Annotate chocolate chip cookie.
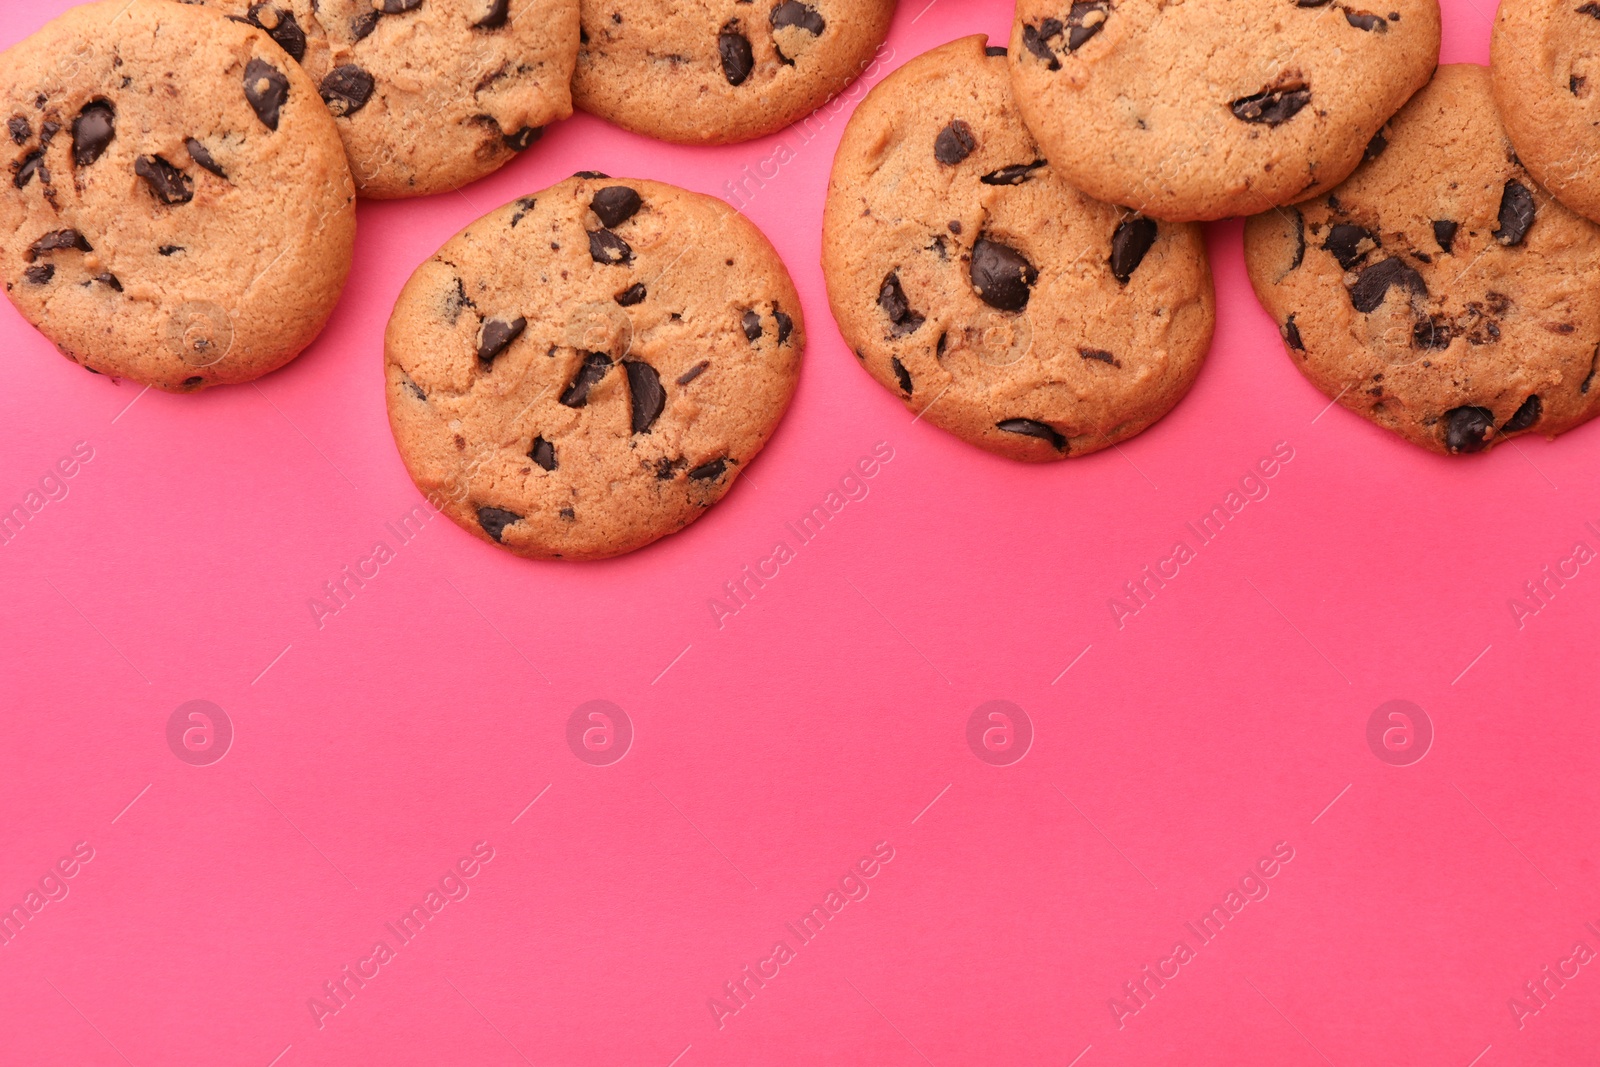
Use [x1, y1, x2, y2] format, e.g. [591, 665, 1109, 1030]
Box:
[187, 0, 579, 198]
[572, 0, 895, 145]
[1008, 0, 1441, 221]
[822, 36, 1215, 463]
[0, 0, 356, 391]
[1492, 0, 1600, 225]
[386, 175, 803, 560]
[1245, 64, 1600, 455]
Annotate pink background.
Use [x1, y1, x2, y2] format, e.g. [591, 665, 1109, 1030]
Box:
[3, 1, 1597, 1064]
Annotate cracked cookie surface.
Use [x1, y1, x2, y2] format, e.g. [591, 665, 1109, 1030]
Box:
[385, 175, 803, 560]
[822, 35, 1214, 463]
[187, 0, 578, 198]
[572, 0, 895, 145]
[1245, 64, 1600, 455]
[0, 0, 355, 391]
[1492, 0, 1600, 225]
[1008, 0, 1441, 221]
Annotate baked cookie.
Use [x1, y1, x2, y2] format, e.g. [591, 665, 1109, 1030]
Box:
[386, 176, 803, 560]
[821, 36, 1215, 463]
[572, 0, 895, 145]
[1008, 0, 1441, 221]
[186, 0, 579, 198]
[1245, 65, 1600, 455]
[1492, 0, 1600, 225]
[0, 0, 355, 391]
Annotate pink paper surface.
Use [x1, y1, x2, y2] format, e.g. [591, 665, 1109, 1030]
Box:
[3, 2, 1597, 1064]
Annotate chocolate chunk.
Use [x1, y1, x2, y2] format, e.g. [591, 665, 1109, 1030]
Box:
[1022, 20, 1064, 70]
[616, 283, 647, 306]
[1580, 2, 1600, 15]
[891, 356, 913, 395]
[1231, 83, 1311, 126]
[504, 126, 543, 151]
[185, 138, 226, 178]
[135, 155, 193, 205]
[402, 375, 426, 400]
[980, 160, 1047, 185]
[689, 458, 728, 481]
[742, 309, 763, 341]
[587, 228, 633, 265]
[573, 170, 610, 179]
[1574, 75, 1588, 95]
[560, 352, 613, 406]
[320, 66, 375, 118]
[771, 2, 825, 34]
[475, 0, 511, 30]
[1443, 406, 1494, 454]
[720, 23, 755, 85]
[478, 315, 526, 364]
[1364, 129, 1387, 161]
[380, 0, 423, 10]
[1432, 219, 1458, 253]
[624, 360, 666, 433]
[1348, 257, 1426, 313]
[678, 361, 709, 385]
[530, 436, 557, 470]
[93, 272, 121, 292]
[159, 245, 184, 256]
[1282, 314, 1304, 351]
[24, 264, 54, 284]
[71, 101, 114, 167]
[248, 4, 307, 61]
[878, 271, 925, 335]
[655, 457, 683, 479]
[1289, 208, 1306, 270]
[591, 186, 643, 227]
[934, 121, 977, 165]
[1080, 348, 1117, 364]
[971, 237, 1038, 311]
[8, 116, 29, 145]
[1412, 318, 1451, 349]
[351, 10, 381, 39]
[1344, 9, 1386, 30]
[477, 506, 522, 542]
[13, 149, 46, 189]
[509, 196, 536, 227]
[244, 58, 290, 131]
[1322, 223, 1377, 270]
[1110, 215, 1157, 283]
[1066, 1, 1111, 48]
[1504, 395, 1542, 434]
[997, 418, 1067, 451]
[775, 307, 794, 344]
[1492, 181, 1535, 245]
[986, 46, 1008, 56]
[183, 376, 205, 389]
[39, 121, 59, 147]
[27, 229, 92, 261]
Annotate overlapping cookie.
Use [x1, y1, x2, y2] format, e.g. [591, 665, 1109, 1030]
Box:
[822, 36, 1215, 462]
[0, 0, 355, 391]
[1009, 0, 1441, 221]
[1245, 65, 1600, 455]
[386, 175, 802, 560]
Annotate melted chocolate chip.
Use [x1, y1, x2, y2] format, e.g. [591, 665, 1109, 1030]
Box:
[93, 272, 121, 292]
[1504, 395, 1542, 434]
[1492, 181, 1535, 245]
[478, 315, 526, 363]
[616, 283, 647, 306]
[986, 46, 1008, 56]
[509, 196, 536, 227]
[71, 101, 114, 167]
[1080, 348, 1118, 365]
[159, 245, 184, 256]
[624, 360, 665, 433]
[530, 437, 557, 470]
[1066, 1, 1111, 48]
[185, 138, 226, 178]
[1412, 318, 1451, 349]
[678, 361, 709, 385]
[8, 116, 29, 145]
[878, 271, 925, 335]
[1432, 219, 1458, 253]
[971, 237, 1038, 311]
[248, 4, 307, 61]
[1363, 130, 1387, 161]
[1231, 83, 1311, 126]
[1344, 9, 1386, 30]
[380, 0, 423, 11]
[1109, 215, 1157, 283]
[1288, 208, 1306, 271]
[1323, 223, 1377, 270]
[320, 65, 375, 117]
[1348, 257, 1426, 313]
[135, 155, 193, 205]
[475, 0, 511, 30]
[244, 58, 290, 131]
[1022, 20, 1064, 70]
[587, 228, 633, 265]
[24, 264, 54, 284]
[591, 185, 643, 227]
[560, 352, 613, 406]
[477, 506, 522, 542]
[1443, 406, 1494, 454]
[935, 121, 977, 165]
[980, 160, 1047, 185]
[891, 356, 913, 395]
[1283, 314, 1304, 351]
[771, 2, 825, 34]
[689, 458, 728, 481]
[504, 126, 543, 151]
[997, 418, 1067, 451]
[775, 307, 794, 344]
[573, 170, 610, 179]
[720, 22, 755, 85]
[13, 149, 46, 189]
[402, 375, 426, 400]
[351, 10, 381, 39]
[742, 309, 764, 341]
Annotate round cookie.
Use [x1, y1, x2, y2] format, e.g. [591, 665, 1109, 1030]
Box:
[0, 0, 355, 392]
[821, 36, 1215, 463]
[188, 0, 579, 198]
[1492, 0, 1600, 225]
[1244, 65, 1600, 456]
[1008, 0, 1441, 221]
[572, 0, 896, 145]
[385, 176, 803, 560]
